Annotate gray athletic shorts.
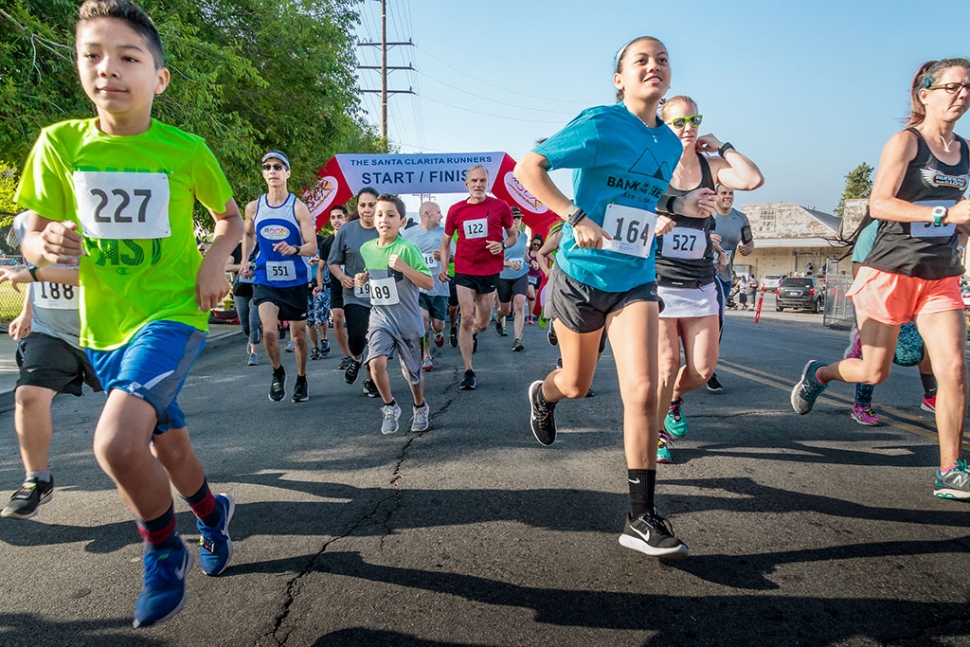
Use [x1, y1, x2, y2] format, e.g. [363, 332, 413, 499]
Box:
[545, 265, 662, 334]
[365, 327, 423, 386]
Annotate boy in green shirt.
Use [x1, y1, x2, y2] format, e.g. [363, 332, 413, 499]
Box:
[15, 0, 243, 629]
[354, 194, 434, 434]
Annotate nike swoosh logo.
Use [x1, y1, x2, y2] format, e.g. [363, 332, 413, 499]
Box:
[173, 555, 188, 580]
[628, 478, 640, 484]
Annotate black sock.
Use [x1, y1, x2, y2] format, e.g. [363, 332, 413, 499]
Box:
[920, 372, 938, 398]
[273, 365, 285, 378]
[384, 398, 396, 407]
[628, 469, 656, 518]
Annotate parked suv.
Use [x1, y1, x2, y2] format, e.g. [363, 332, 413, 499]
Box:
[776, 277, 824, 313]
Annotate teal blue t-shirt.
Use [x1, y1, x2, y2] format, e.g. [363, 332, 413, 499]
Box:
[534, 102, 681, 292]
[852, 221, 879, 263]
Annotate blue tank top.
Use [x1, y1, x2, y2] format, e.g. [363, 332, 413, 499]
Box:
[253, 193, 311, 288]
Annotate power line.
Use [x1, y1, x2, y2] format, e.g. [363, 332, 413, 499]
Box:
[419, 95, 566, 125]
[414, 68, 578, 116]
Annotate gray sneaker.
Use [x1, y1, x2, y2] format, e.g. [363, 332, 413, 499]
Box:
[1, 477, 54, 519]
[381, 403, 401, 435]
[935, 459, 970, 500]
[247, 352, 258, 366]
[791, 360, 827, 414]
[411, 402, 430, 432]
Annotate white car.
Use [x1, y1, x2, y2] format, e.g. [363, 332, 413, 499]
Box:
[760, 275, 784, 292]
[961, 288, 970, 308]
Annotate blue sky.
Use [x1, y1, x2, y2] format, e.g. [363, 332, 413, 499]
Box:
[352, 0, 970, 214]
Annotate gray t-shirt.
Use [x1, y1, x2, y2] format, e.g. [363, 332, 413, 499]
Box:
[401, 224, 449, 298]
[500, 234, 529, 280]
[13, 213, 82, 348]
[327, 220, 379, 308]
[360, 237, 431, 340]
[712, 208, 751, 283]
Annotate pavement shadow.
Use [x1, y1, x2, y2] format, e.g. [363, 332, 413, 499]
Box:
[247, 550, 970, 647]
[312, 629, 491, 647]
[0, 510, 201, 553]
[0, 613, 160, 647]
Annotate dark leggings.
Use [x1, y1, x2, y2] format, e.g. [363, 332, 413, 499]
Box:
[343, 303, 371, 358]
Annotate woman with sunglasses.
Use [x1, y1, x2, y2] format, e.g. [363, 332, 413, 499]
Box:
[526, 235, 544, 323]
[654, 96, 762, 463]
[791, 58, 970, 501]
[515, 36, 715, 558]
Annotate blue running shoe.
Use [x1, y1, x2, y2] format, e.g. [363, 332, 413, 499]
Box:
[657, 431, 673, 464]
[197, 493, 235, 576]
[664, 398, 688, 438]
[791, 360, 828, 415]
[133, 536, 191, 628]
[934, 459, 970, 501]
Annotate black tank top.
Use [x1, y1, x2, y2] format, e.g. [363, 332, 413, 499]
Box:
[863, 128, 969, 279]
[656, 154, 716, 284]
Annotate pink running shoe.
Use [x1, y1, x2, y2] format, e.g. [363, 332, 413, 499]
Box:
[843, 326, 862, 360]
[850, 404, 880, 426]
[921, 395, 936, 413]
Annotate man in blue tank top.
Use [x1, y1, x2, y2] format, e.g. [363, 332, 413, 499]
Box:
[239, 151, 318, 403]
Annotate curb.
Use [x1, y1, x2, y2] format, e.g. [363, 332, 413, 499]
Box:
[0, 327, 245, 415]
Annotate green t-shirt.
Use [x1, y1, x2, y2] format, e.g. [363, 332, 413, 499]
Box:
[16, 118, 233, 350]
[359, 236, 431, 340]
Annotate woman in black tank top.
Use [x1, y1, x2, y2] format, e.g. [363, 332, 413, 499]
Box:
[653, 95, 763, 461]
[791, 59, 970, 500]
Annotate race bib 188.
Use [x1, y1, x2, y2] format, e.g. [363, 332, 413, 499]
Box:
[32, 282, 78, 310]
[463, 218, 488, 240]
[369, 276, 399, 306]
[73, 171, 171, 240]
[600, 204, 657, 258]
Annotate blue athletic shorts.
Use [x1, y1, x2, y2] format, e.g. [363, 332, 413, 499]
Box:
[307, 289, 331, 327]
[87, 320, 206, 434]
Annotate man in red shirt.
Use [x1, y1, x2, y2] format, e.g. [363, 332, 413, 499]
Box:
[439, 165, 518, 390]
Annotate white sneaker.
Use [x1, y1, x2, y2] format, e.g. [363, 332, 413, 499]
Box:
[411, 402, 430, 432]
[381, 403, 401, 435]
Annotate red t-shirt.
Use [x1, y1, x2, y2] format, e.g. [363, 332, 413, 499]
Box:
[445, 196, 514, 276]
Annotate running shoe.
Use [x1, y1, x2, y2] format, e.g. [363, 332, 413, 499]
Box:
[618, 509, 689, 558]
[132, 535, 191, 629]
[791, 360, 827, 415]
[247, 352, 259, 367]
[843, 326, 862, 360]
[528, 380, 557, 446]
[319, 340, 331, 357]
[422, 356, 434, 372]
[292, 376, 309, 403]
[850, 404, 880, 426]
[309, 347, 321, 361]
[657, 431, 673, 464]
[434, 331, 445, 348]
[449, 327, 458, 348]
[585, 388, 595, 397]
[284, 340, 295, 353]
[197, 493, 235, 576]
[547, 326, 558, 347]
[495, 318, 504, 335]
[411, 402, 430, 432]
[381, 402, 401, 434]
[337, 356, 353, 371]
[512, 338, 524, 352]
[363, 378, 380, 398]
[934, 459, 970, 500]
[664, 398, 688, 438]
[1, 476, 53, 519]
[921, 395, 937, 413]
[269, 368, 286, 402]
[345, 358, 362, 384]
[706, 373, 723, 393]
[460, 369, 477, 391]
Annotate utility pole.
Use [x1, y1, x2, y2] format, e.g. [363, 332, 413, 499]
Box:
[358, 0, 414, 143]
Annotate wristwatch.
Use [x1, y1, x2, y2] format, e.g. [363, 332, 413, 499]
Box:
[932, 205, 947, 227]
[26, 264, 40, 282]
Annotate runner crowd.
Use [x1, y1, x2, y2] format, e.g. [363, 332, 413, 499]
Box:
[1, 0, 968, 630]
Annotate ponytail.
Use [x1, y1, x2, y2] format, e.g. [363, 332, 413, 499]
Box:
[906, 58, 970, 127]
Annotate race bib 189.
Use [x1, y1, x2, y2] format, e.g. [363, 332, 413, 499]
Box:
[600, 204, 657, 258]
[369, 276, 399, 306]
[266, 260, 295, 282]
[32, 282, 78, 310]
[73, 171, 171, 239]
[662, 227, 706, 260]
[463, 218, 488, 239]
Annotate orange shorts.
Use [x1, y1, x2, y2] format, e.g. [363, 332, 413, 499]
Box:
[847, 266, 963, 325]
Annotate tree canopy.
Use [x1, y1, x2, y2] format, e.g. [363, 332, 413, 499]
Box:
[0, 0, 384, 229]
[834, 162, 874, 218]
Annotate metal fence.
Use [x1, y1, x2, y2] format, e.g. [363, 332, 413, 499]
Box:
[822, 259, 854, 329]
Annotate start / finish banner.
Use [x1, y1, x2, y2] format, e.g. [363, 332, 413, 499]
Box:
[302, 151, 560, 236]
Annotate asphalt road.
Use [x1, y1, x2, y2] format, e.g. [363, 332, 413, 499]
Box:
[0, 308, 968, 647]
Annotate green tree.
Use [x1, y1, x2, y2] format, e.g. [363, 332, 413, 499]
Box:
[834, 162, 874, 218]
[0, 163, 21, 226]
[0, 0, 383, 230]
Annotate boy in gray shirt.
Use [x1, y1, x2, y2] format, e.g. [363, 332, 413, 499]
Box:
[355, 195, 434, 434]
